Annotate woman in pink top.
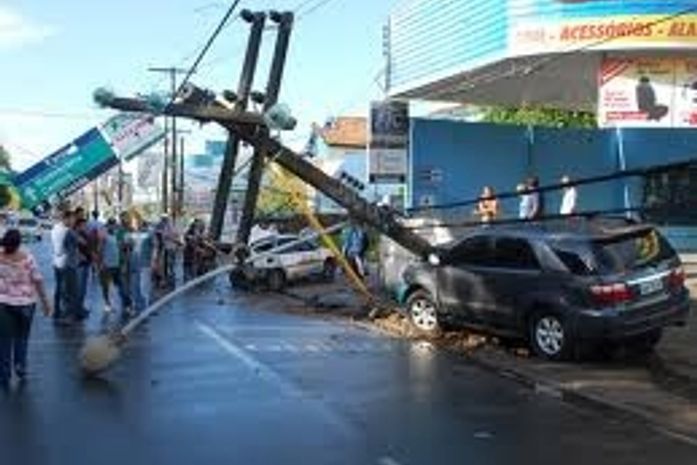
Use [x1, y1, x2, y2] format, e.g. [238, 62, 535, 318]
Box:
[0, 229, 52, 392]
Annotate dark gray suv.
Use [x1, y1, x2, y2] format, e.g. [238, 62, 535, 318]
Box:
[399, 219, 690, 360]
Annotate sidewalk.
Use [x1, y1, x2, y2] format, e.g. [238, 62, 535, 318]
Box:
[652, 259, 697, 393]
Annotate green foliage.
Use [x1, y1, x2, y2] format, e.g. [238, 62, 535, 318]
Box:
[0, 185, 10, 209]
[256, 172, 307, 218]
[480, 106, 597, 129]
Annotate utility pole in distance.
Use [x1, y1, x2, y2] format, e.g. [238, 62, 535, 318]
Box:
[236, 11, 294, 246]
[209, 10, 266, 241]
[148, 66, 189, 217]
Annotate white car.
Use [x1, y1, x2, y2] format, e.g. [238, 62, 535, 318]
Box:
[17, 217, 42, 242]
[231, 234, 337, 291]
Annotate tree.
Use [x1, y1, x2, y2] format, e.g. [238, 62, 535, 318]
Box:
[0, 145, 11, 171]
[480, 106, 596, 129]
[256, 170, 309, 217]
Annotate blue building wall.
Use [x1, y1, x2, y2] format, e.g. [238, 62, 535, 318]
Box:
[530, 127, 621, 214]
[410, 120, 528, 216]
[410, 119, 697, 250]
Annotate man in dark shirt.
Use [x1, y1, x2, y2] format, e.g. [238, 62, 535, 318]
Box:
[74, 217, 92, 317]
[527, 176, 545, 220]
[63, 215, 88, 322]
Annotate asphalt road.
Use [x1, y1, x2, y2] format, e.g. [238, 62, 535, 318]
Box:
[1, 241, 696, 465]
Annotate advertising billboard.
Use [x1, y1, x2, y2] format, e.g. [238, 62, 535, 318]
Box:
[100, 112, 165, 161]
[369, 101, 409, 184]
[599, 56, 697, 128]
[509, 0, 697, 56]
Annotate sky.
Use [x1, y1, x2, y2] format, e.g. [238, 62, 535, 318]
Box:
[0, 0, 399, 170]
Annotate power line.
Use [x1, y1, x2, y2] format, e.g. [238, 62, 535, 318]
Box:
[296, 0, 341, 21]
[0, 108, 102, 120]
[171, 0, 245, 102]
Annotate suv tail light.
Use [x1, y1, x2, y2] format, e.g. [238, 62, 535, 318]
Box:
[668, 266, 686, 289]
[590, 283, 632, 306]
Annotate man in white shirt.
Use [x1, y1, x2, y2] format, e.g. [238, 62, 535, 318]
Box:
[51, 210, 72, 320]
[560, 175, 578, 216]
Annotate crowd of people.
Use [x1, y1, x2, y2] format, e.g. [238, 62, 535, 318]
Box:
[44, 208, 222, 326]
[474, 175, 578, 224]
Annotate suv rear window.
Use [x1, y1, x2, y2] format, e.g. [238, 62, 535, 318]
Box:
[552, 248, 593, 276]
[591, 229, 676, 273]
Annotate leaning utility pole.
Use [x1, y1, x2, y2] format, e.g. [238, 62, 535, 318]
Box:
[236, 11, 294, 246]
[148, 66, 189, 216]
[209, 10, 266, 240]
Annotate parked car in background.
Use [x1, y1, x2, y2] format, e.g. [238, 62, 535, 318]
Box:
[400, 218, 689, 360]
[17, 217, 42, 242]
[230, 234, 336, 291]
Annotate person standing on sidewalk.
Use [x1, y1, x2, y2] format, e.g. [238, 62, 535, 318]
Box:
[527, 176, 545, 220]
[474, 186, 499, 224]
[0, 229, 52, 392]
[559, 175, 578, 216]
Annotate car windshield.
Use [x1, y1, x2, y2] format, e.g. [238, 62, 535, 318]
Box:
[591, 228, 675, 274]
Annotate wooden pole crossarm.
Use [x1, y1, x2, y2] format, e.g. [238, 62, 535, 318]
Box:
[102, 97, 266, 127]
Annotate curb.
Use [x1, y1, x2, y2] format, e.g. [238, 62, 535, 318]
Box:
[466, 351, 697, 445]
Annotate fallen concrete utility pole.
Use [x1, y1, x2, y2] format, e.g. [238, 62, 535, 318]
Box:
[95, 91, 434, 259]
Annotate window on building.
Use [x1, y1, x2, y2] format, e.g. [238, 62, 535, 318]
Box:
[643, 163, 697, 225]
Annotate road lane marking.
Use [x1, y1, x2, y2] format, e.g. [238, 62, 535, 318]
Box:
[195, 320, 355, 437]
[196, 321, 274, 376]
[378, 457, 403, 465]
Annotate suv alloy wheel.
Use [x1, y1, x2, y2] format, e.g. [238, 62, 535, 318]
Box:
[407, 290, 440, 334]
[529, 311, 573, 361]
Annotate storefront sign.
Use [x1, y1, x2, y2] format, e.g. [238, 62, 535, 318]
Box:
[14, 128, 118, 209]
[509, 1, 697, 56]
[100, 112, 165, 161]
[369, 101, 409, 184]
[598, 57, 697, 128]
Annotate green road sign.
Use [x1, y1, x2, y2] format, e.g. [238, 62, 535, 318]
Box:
[14, 128, 118, 209]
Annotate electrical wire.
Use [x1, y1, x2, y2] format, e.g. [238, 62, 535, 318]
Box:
[0, 108, 100, 121]
[168, 0, 245, 104]
[296, 0, 341, 21]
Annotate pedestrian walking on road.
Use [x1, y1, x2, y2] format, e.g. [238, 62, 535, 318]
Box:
[98, 219, 131, 317]
[74, 217, 92, 317]
[154, 214, 179, 289]
[125, 215, 152, 314]
[63, 212, 88, 322]
[50, 210, 70, 320]
[0, 229, 52, 392]
[342, 221, 369, 280]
